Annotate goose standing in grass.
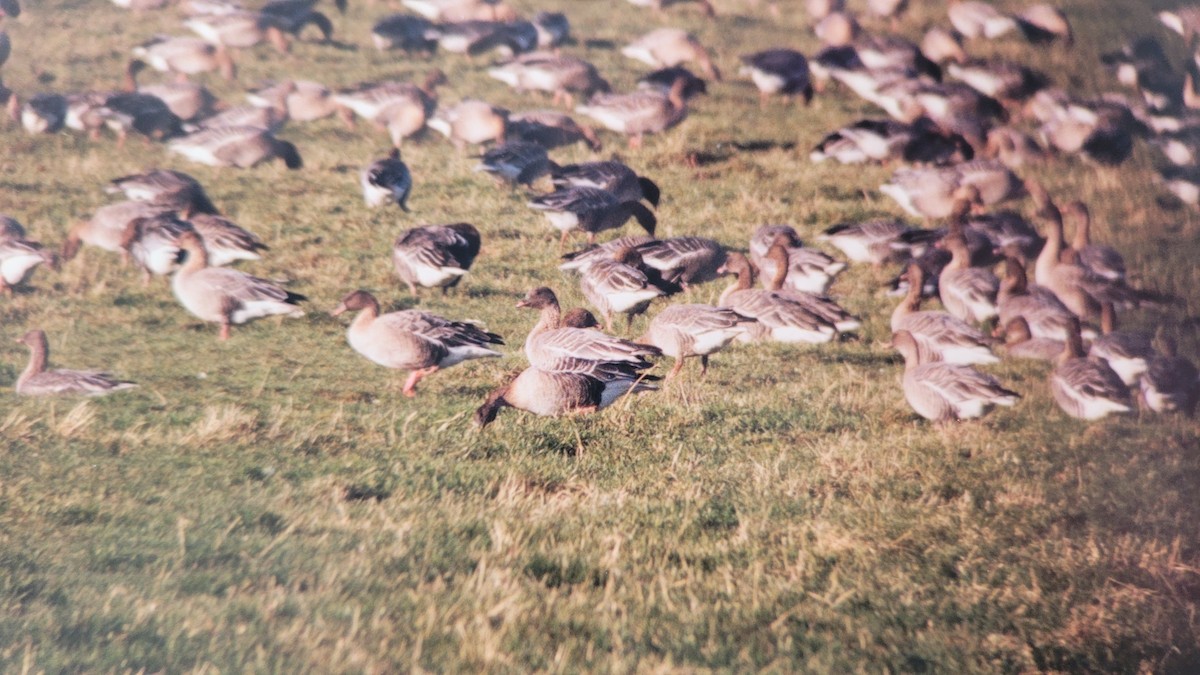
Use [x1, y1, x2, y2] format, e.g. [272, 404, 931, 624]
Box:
[171, 230, 305, 341]
[473, 362, 657, 426]
[106, 169, 219, 217]
[1088, 303, 1154, 387]
[168, 126, 302, 169]
[575, 76, 690, 149]
[516, 286, 661, 376]
[528, 187, 657, 249]
[751, 226, 845, 295]
[487, 53, 610, 108]
[1, 227, 56, 295]
[639, 304, 753, 377]
[392, 223, 481, 296]
[332, 290, 502, 398]
[891, 262, 999, 365]
[1050, 317, 1132, 420]
[258, 0, 340, 49]
[361, 149, 412, 209]
[621, 28, 720, 81]
[188, 214, 269, 267]
[124, 60, 218, 122]
[507, 110, 601, 151]
[716, 253, 837, 344]
[132, 35, 236, 81]
[15, 94, 68, 134]
[184, 10, 284, 52]
[759, 238, 860, 333]
[121, 214, 194, 284]
[996, 255, 1080, 343]
[333, 72, 445, 146]
[14, 330, 137, 397]
[891, 329, 1018, 422]
[473, 142, 554, 187]
[817, 218, 936, 267]
[1139, 333, 1199, 415]
[549, 161, 660, 208]
[1060, 201, 1125, 282]
[577, 246, 679, 331]
[428, 99, 508, 150]
[62, 201, 170, 262]
[371, 14, 439, 53]
[632, 237, 726, 288]
[937, 228, 999, 325]
[739, 49, 812, 107]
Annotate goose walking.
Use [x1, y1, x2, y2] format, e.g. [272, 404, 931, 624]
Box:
[527, 187, 657, 249]
[640, 304, 754, 377]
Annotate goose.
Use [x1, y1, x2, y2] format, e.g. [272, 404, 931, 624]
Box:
[246, 79, 337, 122]
[516, 286, 661, 378]
[106, 169, 219, 218]
[1059, 201, 1124, 282]
[575, 76, 689, 148]
[473, 364, 657, 426]
[333, 72, 445, 146]
[62, 201, 170, 262]
[188, 213, 268, 267]
[429, 20, 535, 57]
[15, 94, 68, 134]
[1050, 317, 1132, 420]
[533, 11, 570, 49]
[996, 255, 1081, 343]
[1017, 4, 1072, 45]
[0, 232, 56, 294]
[549, 161, 660, 208]
[184, 11, 283, 52]
[577, 246, 677, 331]
[817, 218, 935, 267]
[1088, 303, 1154, 386]
[559, 235, 655, 272]
[96, 92, 185, 143]
[621, 28, 720, 81]
[132, 35, 236, 81]
[428, 99, 507, 150]
[168, 126, 302, 169]
[171, 230, 305, 340]
[1150, 130, 1200, 167]
[751, 225, 845, 294]
[891, 329, 1018, 422]
[716, 253, 837, 344]
[124, 60, 218, 122]
[121, 213, 194, 283]
[1139, 333, 1199, 415]
[946, 58, 1044, 102]
[637, 66, 709, 101]
[632, 236, 726, 287]
[392, 223, 481, 296]
[193, 103, 286, 133]
[332, 290, 502, 397]
[258, 0, 339, 49]
[640, 304, 754, 377]
[948, 0, 1017, 40]
[759, 238, 860, 333]
[473, 142, 554, 187]
[921, 27, 967, 65]
[14, 330, 137, 397]
[891, 262, 999, 365]
[528, 187, 657, 249]
[361, 148, 412, 209]
[507, 110, 601, 151]
[937, 228, 999, 325]
[371, 14, 438, 53]
[1000, 317, 1063, 361]
[487, 53, 610, 108]
[739, 49, 813, 106]
[884, 165, 1019, 220]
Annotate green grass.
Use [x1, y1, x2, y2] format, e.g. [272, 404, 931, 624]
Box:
[2, 0, 1200, 671]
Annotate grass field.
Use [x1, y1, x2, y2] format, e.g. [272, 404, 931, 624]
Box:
[2, 0, 1199, 671]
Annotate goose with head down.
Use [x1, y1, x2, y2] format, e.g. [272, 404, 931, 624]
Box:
[751, 225, 845, 295]
[168, 125, 302, 169]
[527, 186, 657, 249]
[739, 49, 812, 107]
[332, 290, 502, 398]
[361, 148, 412, 209]
[891, 329, 1018, 422]
[473, 362, 657, 427]
[621, 28, 720, 81]
[575, 75, 690, 148]
[488, 52, 610, 109]
[15, 330, 137, 397]
[106, 169, 219, 218]
[62, 201, 170, 263]
[391, 223, 481, 296]
[550, 161, 659, 208]
[1139, 331, 1199, 416]
[0, 223, 56, 295]
[132, 35, 236, 81]
[577, 246, 679, 331]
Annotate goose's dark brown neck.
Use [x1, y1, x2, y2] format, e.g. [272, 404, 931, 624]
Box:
[19, 334, 48, 385]
[765, 244, 789, 291]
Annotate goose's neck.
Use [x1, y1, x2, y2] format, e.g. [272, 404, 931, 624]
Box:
[179, 242, 209, 273]
[350, 302, 380, 331]
[765, 246, 788, 291]
[1071, 209, 1091, 249]
[532, 303, 562, 336]
[19, 337, 48, 388]
[1034, 208, 1064, 283]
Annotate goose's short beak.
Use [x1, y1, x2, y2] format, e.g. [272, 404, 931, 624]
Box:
[330, 303, 348, 317]
[515, 299, 530, 308]
[715, 264, 729, 275]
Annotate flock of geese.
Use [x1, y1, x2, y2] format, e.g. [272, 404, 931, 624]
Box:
[2, 0, 1199, 426]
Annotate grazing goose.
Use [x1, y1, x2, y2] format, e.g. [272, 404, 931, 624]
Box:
[1088, 303, 1154, 386]
[637, 66, 709, 101]
[171, 230, 305, 340]
[758, 237, 859, 332]
[361, 149, 412, 209]
[391, 223, 481, 296]
[247, 79, 337, 122]
[258, 0, 339, 49]
[1000, 317, 1064, 361]
[487, 53, 610, 108]
[473, 142, 554, 186]
[1059, 201, 1124, 282]
[891, 329, 1018, 422]
[575, 76, 689, 148]
[996, 255, 1080, 343]
[817, 218, 935, 267]
[639, 304, 753, 377]
[577, 246, 677, 331]
[891, 262, 999, 365]
[335, 73, 444, 146]
[739, 49, 813, 106]
[188, 214, 268, 267]
[948, 0, 1017, 40]
[62, 201, 170, 262]
[15, 94, 68, 134]
[121, 214, 194, 283]
[516, 286, 661, 378]
[621, 28, 720, 81]
[124, 60, 218, 122]
[473, 364, 657, 426]
[193, 103, 286, 133]
[937, 228, 999, 325]
[0, 232, 56, 294]
[428, 99, 508, 150]
[946, 59, 1044, 103]
[132, 35, 236, 81]
[97, 92, 186, 144]
[560, 235, 654, 272]
[331, 290, 502, 397]
[527, 187, 657, 249]
[633, 237, 725, 287]
[1139, 333, 1199, 415]
[184, 11, 283, 52]
[429, 20, 535, 57]
[716, 253, 837, 344]
[371, 14, 438, 53]
[168, 126, 302, 169]
[549, 161, 660, 208]
[106, 169, 219, 217]
[532, 11, 570, 49]
[508, 110, 601, 151]
[751, 226, 845, 295]
[15, 330, 136, 397]
[1051, 317, 1132, 420]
